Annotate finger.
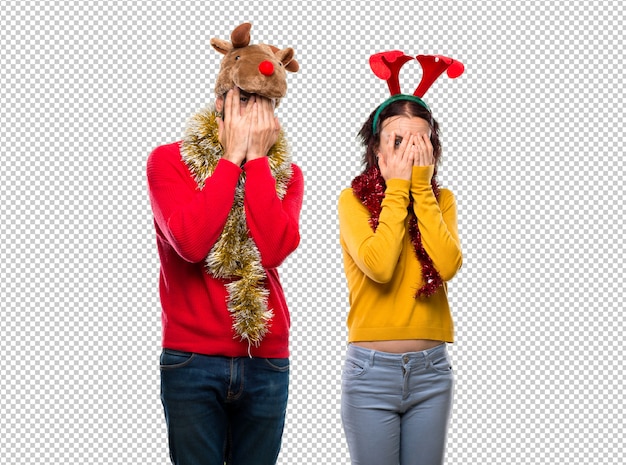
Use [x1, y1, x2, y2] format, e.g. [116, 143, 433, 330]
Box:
[412, 135, 422, 164]
[414, 134, 428, 165]
[265, 99, 277, 128]
[400, 134, 411, 160]
[258, 97, 271, 127]
[419, 146, 427, 166]
[417, 141, 428, 166]
[396, 131, 411, 156]
[217, 117, 224, 144]
[415, 133, 426, 151]
[234, 87, 245, 118]
[414, 133, 425, 150]
[223, 89, 234, 123]
[384, 130, 396, 158]
[377, 152, 386, 171]
[411, 140, 421, 166]
[398, 132, 413, 153]
[420, 133, 434, 164]
[403, 135, 417, 162]
[246, 93, 256, 117]
[259, 98, 272, 129]
[252, 96, 259, 118]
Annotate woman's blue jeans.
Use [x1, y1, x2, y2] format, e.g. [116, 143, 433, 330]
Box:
[341, 343, 454, 465]
[160, 349, 289, 465]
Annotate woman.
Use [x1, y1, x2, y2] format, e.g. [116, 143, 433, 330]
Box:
[338, 93, 463, 464]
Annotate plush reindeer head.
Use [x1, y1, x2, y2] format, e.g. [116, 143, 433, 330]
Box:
[210, 23, 299, 106]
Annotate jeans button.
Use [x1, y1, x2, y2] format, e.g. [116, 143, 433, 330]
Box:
[403, 356, 409, 363]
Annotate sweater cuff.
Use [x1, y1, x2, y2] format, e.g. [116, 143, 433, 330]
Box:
[217, 157, 244, 176]
[411, 165, 435, 188]
[242, 156, 270, 175]
[385, 178, 411, 196]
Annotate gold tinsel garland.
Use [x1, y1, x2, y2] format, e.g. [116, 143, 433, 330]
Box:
[180, 105, 292, 347]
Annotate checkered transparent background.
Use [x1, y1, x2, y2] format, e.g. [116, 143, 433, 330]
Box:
[1, 0, 624, 463]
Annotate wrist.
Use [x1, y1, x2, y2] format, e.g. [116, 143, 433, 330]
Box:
[246, 152, 265, 161]
[223, 150, 246, 164]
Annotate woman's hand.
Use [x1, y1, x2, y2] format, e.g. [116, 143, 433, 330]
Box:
[378, 131, 416, 182]
[246, 95, 280, 162]
[413, 133, 435, 166]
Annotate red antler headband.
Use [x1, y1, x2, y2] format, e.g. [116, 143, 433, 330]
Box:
[370, 51, 464, 133]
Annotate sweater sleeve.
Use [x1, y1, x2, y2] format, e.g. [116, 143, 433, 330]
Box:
[242, 158, 304, 269]
[410, 165, 463, 281]
[338, 179, 411, 283]
[146, 143, 242, 263]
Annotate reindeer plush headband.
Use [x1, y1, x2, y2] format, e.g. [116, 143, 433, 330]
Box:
[210, 23, 299, 106]
[370, 51, 464, 133]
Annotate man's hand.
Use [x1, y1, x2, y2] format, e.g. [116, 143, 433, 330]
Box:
[217, 87, 251, 166]
[245, 95, 280, 162]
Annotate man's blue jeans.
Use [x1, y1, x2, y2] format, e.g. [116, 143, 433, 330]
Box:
[160, 349, 289, 465]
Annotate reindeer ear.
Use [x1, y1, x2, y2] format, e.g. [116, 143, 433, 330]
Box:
[231, 22, 251, 48]
[284, 58, 299, 73]
[269, 45, 300, 72]
[278, 48, 299, 72]
[210, 38, 233, 55]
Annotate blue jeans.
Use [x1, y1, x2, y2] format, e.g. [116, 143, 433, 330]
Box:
[160, 349, 289, 465]
[341, 344, 454, 465]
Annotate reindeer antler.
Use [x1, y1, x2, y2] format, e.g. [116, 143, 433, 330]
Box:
[369, 51, 413, 95]
[414, 55, 464, 97]
[369, 51, 464, 97]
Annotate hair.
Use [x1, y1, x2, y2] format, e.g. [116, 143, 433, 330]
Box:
[358, 99, 442, 175]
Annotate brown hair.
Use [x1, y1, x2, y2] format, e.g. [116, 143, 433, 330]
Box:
[358, 99, 442, 175]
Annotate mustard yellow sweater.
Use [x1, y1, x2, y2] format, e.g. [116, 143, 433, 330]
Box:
[338, 165, 462, 343]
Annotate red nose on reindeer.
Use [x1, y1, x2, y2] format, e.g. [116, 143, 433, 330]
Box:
[258, 61, 274, 76]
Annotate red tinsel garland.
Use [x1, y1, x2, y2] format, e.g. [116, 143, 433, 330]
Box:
[351, 166, 444, 298]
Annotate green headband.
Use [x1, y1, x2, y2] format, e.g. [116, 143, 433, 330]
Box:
[372, 94, 430, 134]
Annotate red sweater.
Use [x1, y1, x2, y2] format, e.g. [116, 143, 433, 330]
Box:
[147, 142, 304, 358]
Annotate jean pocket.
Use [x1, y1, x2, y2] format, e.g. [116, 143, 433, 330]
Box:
[429, 353, 453, 374]
[159, 349, 196, 370]
[342, 358, 368, 378]
[263, 358, 290, 372]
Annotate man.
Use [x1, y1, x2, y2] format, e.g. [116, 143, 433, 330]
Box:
[147, 23, 302, 464]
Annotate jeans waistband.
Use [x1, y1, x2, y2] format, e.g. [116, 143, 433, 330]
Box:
[346, 343, 447, 366]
